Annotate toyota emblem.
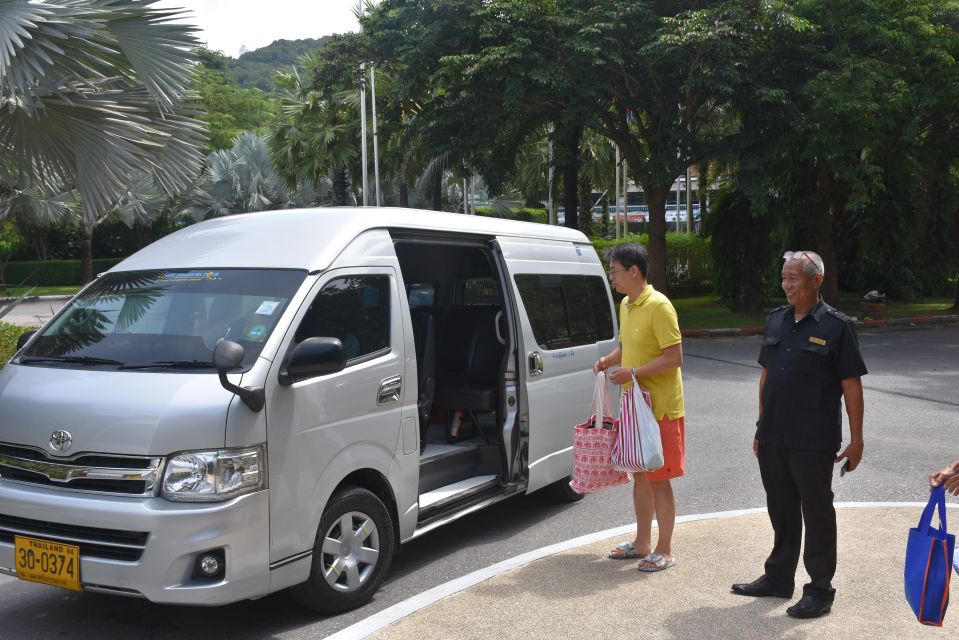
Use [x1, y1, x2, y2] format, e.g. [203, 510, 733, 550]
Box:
[49, 430, 73, 452]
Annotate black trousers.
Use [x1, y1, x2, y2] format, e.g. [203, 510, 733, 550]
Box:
[757, 442, 837, 600]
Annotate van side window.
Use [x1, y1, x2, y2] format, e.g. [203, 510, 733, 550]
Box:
[295, 275, 391, 362]
[514, 274, 614, 349]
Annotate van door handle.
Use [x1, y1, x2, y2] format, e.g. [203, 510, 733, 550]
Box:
[528, 352, 543, 377]
[377, 375, 402, 404]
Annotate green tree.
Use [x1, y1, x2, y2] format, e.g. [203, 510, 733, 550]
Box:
[724, 0, 959, 303]
[194, 48, 277, 151]
[0, 0, 205, 282]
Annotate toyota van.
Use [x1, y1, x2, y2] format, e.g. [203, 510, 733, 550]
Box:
[0, 208, 617, 613]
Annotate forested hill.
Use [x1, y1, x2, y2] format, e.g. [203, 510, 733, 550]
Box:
[226, 37, 332, 90]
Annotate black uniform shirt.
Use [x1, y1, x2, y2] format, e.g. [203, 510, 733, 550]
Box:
[757, 299, 867, 452]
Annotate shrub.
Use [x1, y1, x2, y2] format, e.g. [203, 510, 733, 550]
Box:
[0, 321, 35, 365]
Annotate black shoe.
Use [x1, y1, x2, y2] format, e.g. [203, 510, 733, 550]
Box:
[786, 594, 832, 619]
[731, 575, 793, 598]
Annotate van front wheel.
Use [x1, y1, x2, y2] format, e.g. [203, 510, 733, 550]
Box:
[291, 486, 395, 614]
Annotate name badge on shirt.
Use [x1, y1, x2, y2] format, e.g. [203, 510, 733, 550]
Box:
[808, 336, 827, 346]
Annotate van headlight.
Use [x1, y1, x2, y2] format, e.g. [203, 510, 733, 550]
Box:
[161, 445, 265, 502]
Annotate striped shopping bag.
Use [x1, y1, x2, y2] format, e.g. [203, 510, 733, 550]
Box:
[612, 371, 664, 473]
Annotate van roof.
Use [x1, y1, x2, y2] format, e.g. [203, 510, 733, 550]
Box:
[112, 207, 591, 273]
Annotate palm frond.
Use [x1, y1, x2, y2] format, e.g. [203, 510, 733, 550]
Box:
[0, 0, 205, 220]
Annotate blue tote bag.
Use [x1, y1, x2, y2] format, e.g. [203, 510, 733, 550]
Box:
[904, 485, 955, 626]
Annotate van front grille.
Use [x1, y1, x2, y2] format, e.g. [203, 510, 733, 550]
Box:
[0, 513, 149, 561]
[0, 443, 160, 496]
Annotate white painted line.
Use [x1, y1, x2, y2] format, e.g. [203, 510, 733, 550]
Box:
[326, 502, 957, 640]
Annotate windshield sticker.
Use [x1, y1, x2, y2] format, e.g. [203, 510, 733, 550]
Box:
[161, 271, 221, 281]
[255, 300, 281, 315]
[246, 324, 269, 341]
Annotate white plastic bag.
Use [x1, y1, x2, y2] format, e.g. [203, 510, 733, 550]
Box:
[612, 371, 664, 472]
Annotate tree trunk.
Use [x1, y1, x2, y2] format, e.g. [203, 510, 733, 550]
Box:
[645, 186, 669, 293]
[333, 169, 349, 206]
[431, 169, 443, 211]
[398, 182, 409, 208]
[812, 160, 839, 305]
[134, 221, 153, 249]
[562, 129, 580, 231]
[953, 203, 959, 311]
[577, 170, 592, 235]
[80, 222, 94, 284]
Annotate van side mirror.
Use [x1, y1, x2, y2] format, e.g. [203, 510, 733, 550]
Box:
[16, 331, 36, 351]
[213, 340, 265, 412]
[278, 337, 345, 385]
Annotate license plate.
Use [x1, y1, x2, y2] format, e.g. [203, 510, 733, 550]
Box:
[14, 535, 81, 592]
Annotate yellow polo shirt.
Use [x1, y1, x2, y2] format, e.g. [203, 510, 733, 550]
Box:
[619, 284, 684, 420]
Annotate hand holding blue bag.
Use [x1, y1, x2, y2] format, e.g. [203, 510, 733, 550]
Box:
[905, 485, 955, 626]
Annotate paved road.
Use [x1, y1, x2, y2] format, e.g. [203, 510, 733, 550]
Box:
[1, 324, 957, 639]
[0, 296, 68, 328]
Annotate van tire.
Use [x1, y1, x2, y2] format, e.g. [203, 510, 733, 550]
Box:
[548, 476, 586, 503]
[290, 486, 395, 614]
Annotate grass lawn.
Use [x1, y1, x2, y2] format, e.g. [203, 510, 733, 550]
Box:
[675, 293, 956, 330]
[1, 285, 80, 298]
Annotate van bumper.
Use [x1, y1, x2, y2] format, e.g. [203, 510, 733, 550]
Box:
[0, 481, 270, 605]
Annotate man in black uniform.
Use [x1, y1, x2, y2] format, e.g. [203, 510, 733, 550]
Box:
[731, 250, 867, 619]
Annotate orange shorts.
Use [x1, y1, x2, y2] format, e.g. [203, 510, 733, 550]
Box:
[639, 415, 685, 482]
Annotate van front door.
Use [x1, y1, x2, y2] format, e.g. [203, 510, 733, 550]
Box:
[263, 267, 409, 565]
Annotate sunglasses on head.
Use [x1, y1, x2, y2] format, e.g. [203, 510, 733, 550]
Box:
[783, 251, 821, 273]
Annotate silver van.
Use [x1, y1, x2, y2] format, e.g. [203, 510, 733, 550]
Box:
[0, 208, 617, 612]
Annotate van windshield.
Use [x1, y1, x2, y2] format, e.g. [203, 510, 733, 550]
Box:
[18, 269, 306, 371]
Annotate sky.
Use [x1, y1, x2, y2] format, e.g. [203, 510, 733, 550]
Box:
[153, 0, 362, 58]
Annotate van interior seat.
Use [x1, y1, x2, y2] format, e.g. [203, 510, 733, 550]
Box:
[410, 308, 437, 446]
[437, 305, 505, 412]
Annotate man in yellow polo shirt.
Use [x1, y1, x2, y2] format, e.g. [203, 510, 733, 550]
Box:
[594, 242, 685, 572]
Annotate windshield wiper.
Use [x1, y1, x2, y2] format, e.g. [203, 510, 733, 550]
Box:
[119, 360, 215, 370]
[19, 355, 124, 366]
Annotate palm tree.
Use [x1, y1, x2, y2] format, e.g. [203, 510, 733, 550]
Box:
[0, 0, 205, 282]
[269, 62, 359, 206]
[190, 133, 293, 220]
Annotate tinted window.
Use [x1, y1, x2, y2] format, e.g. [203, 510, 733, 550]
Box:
[514, 274, 614, 349]
[408, 282, 435, 309]
[19, 269, 305, 371]
[296, 275, 391, 362]
[461, 277, 501, 305]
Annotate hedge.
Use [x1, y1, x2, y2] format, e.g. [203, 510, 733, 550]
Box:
[2, 258, 124, 287]
[591, 233, 712, 285]
[475, 207, 549, 225]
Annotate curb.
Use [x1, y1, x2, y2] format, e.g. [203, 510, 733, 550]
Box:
[681, 313, 959, 338]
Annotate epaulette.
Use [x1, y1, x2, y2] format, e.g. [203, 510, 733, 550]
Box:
[824, 306, 853, 323]
[766, 304, 789, 316]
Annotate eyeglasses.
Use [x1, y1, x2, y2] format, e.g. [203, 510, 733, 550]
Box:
[607, 268, 625, 278]
[783, 250, 821, 273]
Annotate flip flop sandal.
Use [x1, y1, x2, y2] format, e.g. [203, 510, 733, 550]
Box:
[608, 542, 641, 560]
[638, 553, 676, 572]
